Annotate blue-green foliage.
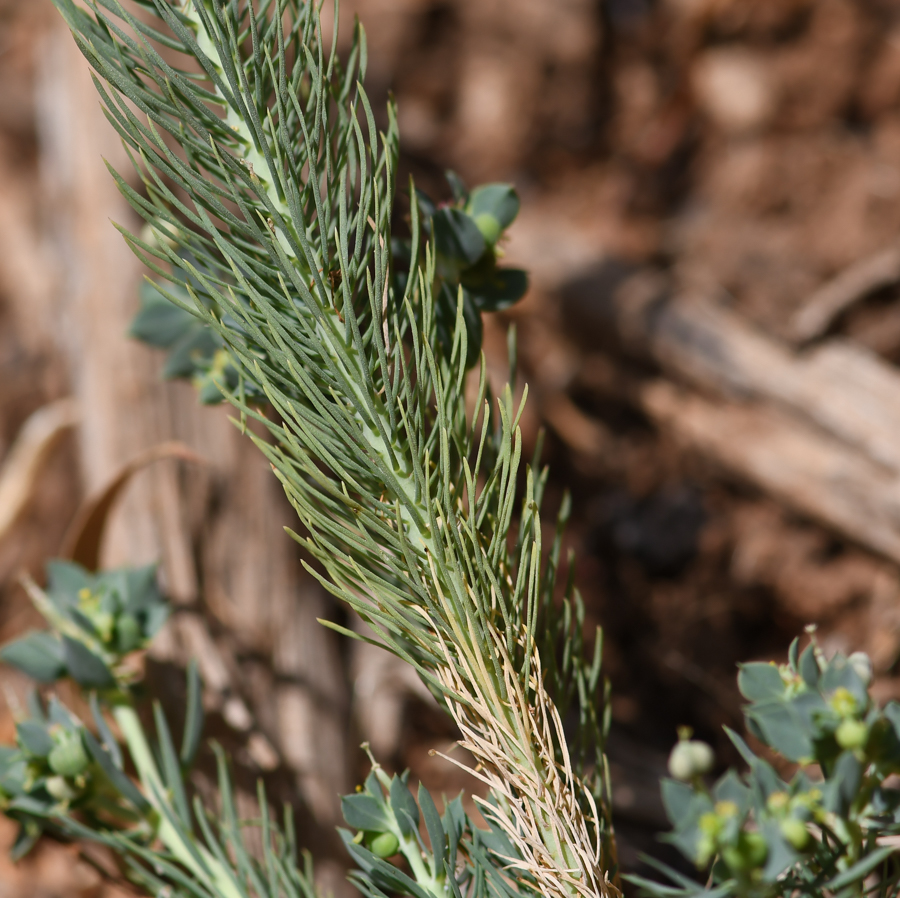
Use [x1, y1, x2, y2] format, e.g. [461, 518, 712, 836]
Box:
[46, 0, 609, 890]
[131, 172, 528, 400]
[0, 691, 148, 860]
[341, 759, 527, 898]
[405, 174, 528, 370]
[0, 560, 524, 898]
[0, 561, 171, 859]
[630, 641, 900, 898]
[130, 277, 234, 405]
[0, 561, 167, 690]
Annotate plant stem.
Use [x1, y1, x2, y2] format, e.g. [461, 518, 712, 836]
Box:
[163, 6, 602, 895]
[180, 0, 429, 546]
[113, 704, 243, 898]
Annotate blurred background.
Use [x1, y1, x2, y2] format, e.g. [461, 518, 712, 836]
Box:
[4, 0, 900, 893]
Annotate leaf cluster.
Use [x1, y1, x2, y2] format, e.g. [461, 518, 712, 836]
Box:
[0, 561, 168, 690]
[341, 757, 525, 898]
[46, 0, 614, 893]
[0, 562, 195, 868]
[402, 174, 528, 369]
[130, 171, 529, 401]
[0, 692, 140, 860]
[632, 640, 900, 898]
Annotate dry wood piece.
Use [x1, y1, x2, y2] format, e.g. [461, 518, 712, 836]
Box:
[599, 281, 900, 477]
[641, 381, 900, 565]
[568, 272, 900, 564]
[790, 245, 900, 344]
[0, 399, 79, 545]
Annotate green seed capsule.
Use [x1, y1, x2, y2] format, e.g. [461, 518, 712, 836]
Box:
[367, 831, 400, 858]
[115, 614, 143, 654]
[722, 832, 768, 872]
[48, 733, 89, 778]
[780, 818, 809, 850]
[835, 718, 868, 751]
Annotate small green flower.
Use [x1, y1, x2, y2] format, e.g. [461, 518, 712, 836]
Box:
[831, 687, 858, 718]
[78, 588, 115, 643]
[699, 811, 723, 837]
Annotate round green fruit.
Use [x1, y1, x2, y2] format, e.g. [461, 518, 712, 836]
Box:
[722, 832, 768, 872]
[367, 831, 400, 858]
[835, 718, 868, 751]
[780, 818, 809, 850]
[48, 733, 89, 778]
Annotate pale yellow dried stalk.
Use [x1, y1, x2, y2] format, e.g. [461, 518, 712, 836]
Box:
[419, 567, 620, 898]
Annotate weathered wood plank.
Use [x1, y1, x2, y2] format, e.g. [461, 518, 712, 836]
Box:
[641, 381, 900, 565]
[598, 276, 900, 476]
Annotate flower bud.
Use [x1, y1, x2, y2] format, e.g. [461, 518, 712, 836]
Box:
[668, 739, 715, 781]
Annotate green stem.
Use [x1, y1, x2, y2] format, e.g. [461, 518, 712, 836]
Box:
[369, 764, 445, 898]
[176, 6, 593, 894]
[400, 832, 445, 898]
[180, 0, 429, 546]
[113, 704, 243, 898]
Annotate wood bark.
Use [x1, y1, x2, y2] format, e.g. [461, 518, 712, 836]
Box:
[641, 381, 900, 564]
[578, 271, 900, 566]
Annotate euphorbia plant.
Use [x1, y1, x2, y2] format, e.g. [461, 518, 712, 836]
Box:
[5, 1, 615, 897]
[5, 2, 900, 898]
[631, 636, 900, 898]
